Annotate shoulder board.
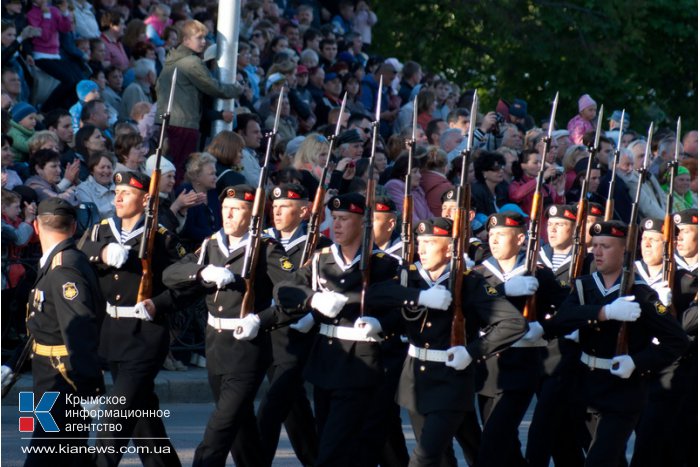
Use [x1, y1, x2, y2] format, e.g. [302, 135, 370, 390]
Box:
[463, 269, 471, 276]
[320, 247, 331, 254]
[374, 252, 385, 258]
[409, 265, 417, 271]
[51, 252, 63, 269]
[210, 233, 217, 239]
[100, 219, 109, 225]
[157, 225, 168, 235]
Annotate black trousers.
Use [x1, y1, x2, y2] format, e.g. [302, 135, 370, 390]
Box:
[527, 372, 586, 467]
[193, 369, 266, 467]
[95, 359, 180, 467]
[25, 357, 93, 467]
[585, 410, 638, 467]
[452, 409, 482, 466]
[257, 363, 317, 466]
[477, 390, 533, 467]
[313, 385, 378, 467]
[408, 410, 466, 467]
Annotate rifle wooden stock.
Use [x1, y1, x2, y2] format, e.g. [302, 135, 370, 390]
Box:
[401, 192, 414, 265]
[522, 188, 542, 322]
[604, 199, 614, 222]
[301, 179, 328, 267]
[570, 197, 589, 283]
[662, 214, 677, 318]
[449, 203, 467, 347]
[241, 185, 266, 317]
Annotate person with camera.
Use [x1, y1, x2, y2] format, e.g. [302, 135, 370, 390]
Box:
[508, 148, 566, 218]
[446, 109, 504, 162]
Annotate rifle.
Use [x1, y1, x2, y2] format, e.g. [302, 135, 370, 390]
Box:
[570, 105, 604, 283]
[604, 108, 623, 221]
[449, 90, 478, 347]
[1, 336, 34, 399]
[240, 87, 284, 318]
[523, 92, 559, 321]
[401, 95, 418, 266]
[359, 75, 383, 317]
[662, 117, 681, 317]
[300, 93, 347, 267]
[137, 68, 177, 303]
[615, 122, 654, 357]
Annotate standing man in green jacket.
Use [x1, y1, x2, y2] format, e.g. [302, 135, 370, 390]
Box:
[156, 20, 242, 185]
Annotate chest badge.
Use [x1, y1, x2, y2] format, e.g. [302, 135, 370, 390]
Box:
[280, 257, 294, 271]
[484, 285, 498, 296]
[62, 282, 79, 301]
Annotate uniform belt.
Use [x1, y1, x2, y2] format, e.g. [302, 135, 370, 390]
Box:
[408, 344, 449, 362]
[580, 352, 613, 370]
[106, 302, 144, 319]
[207, 313, 239, 331]
[32, 342, 69, 357]
[318, 323, 380, 343]
[510, 336, 548, 348]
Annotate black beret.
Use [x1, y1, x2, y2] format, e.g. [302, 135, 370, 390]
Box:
[547, 204, 577, 221]
[37, 197, 76, 218]
[587, 202, 604, 217]
[219, 184, 256, 203]
[270, 183, 308, 201]
[487, 211, 527, 230]
[589, 220, 627, 238]
[374, 195, 396, 213]
[673, 209, 698, 226]
[327, 192, 365, 214]
[441, 188, 456, 204]
[114, 171, 150, 192]
[415, 217, 452, 237]
[641, 218, 664, 233]
[336, 129, 363, 145]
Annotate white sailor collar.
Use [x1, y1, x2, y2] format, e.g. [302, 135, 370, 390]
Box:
[481, 254, 527, 283]
[675, 253, 698, 272]
[634, 260, 663, 286]
[108, 217, 145, 245]
[415, 262, 450, 288]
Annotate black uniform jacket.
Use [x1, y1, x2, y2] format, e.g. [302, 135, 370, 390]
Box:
[274, 245, 401, 389]
[674, 253, 698, 337]
[367, 262, 527, 413]
[163, 229, 297, 375]
[550, 271, 689, 412]
[474, 253, 559, 396]
[27, 238, 105, 397]
[80, 216, 185, 362]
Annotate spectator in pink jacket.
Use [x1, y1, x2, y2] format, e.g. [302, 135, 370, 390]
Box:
[566, 93, 597, 145]
[27, 0, 84, 110]
[384, 154, 431, 223]
[420, 146, 453, 216]
[508, 148, 566, 218]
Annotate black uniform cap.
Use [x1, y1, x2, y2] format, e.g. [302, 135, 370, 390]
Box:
[673, 209, 698, 226]
[270, 183, 308, 201]
[219, 184, 256, 202]
[327, 192, 365, 214]
[589, 220, 627, 238]
[487, 211, 527, 230]
[547, 204, 577, 221]
[641, 218, 664, 233]
[114, 171, 150, 192]
[415, 217, 452, 237]
[441, 188, 456, 204]
[374, 195, 396, 213]
[587, 202, 604, 217]
[37, 197, 76, 218]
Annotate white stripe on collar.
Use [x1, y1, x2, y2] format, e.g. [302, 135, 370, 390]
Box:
[592, 272, 621, 296]
[538, 249, 552, 269]
[108, 218, 144, 245]
[481, 258, 528, 283]
[415, 262, 450, 287]
[284, 234, 307, 252]
[331, 243, 361, 271]
[634, 260, 663, 286]
[216, 230, 250, 257]
[675, 253, 698, 272]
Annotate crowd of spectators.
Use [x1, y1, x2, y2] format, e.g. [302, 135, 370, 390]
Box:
[2, 0, 697, 365]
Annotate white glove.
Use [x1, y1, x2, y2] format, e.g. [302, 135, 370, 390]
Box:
[445, 346, 472, 370]
[418, 285, 452, 310]
[233, 314, 261, 340]
[289, 313, 315, 333]
[354, 316, 383, 340]
[651, 283, 672, 307]
[310, 291, 348, 318]
[1, 365, 14, 390]
[564, 329, 580, 342]
[200, 264, 235, 289]
[134, 301, 153, 321]
[104, 243, 129, 268]
[522, 321, 545, 341]
[604, 296, 641, 322]
[504, 276, 539, 297]
[610, 355, 636, 379]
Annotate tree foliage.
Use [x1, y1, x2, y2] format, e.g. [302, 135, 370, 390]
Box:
[373, 0, 698, 132]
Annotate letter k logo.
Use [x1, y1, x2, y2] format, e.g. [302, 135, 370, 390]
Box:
[19, 392, 60, 432]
